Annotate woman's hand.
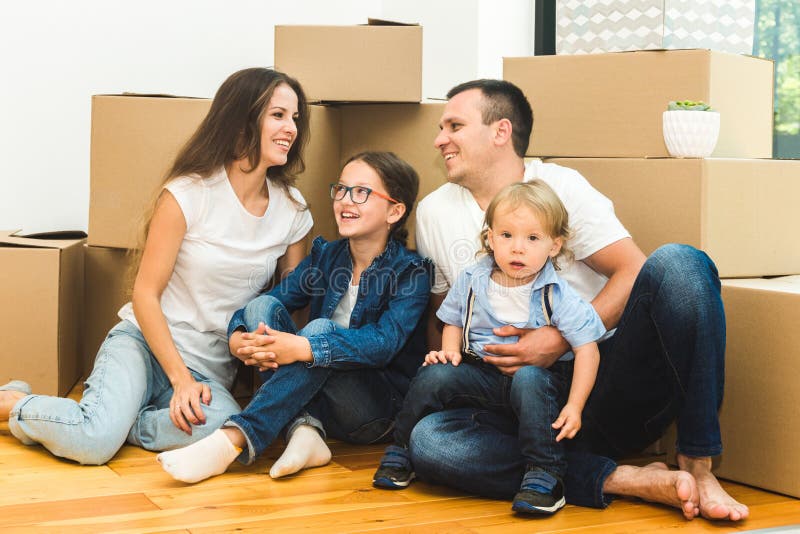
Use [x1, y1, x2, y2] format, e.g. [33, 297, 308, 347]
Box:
[169, 377, 211, 434]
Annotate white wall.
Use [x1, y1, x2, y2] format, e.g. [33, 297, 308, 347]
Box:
[0, 0, 533, 233]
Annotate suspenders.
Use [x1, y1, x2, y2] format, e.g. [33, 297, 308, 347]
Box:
[461, 283, 553, 364]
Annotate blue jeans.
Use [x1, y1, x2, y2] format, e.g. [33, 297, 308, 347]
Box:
[8, 320, 241, 465]
[409, 244, 725, 508]
[394, 360, 571, 477]
[225, 295, 403, 464]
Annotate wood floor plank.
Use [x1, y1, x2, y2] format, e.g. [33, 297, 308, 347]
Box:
[0, 493, 158, 528]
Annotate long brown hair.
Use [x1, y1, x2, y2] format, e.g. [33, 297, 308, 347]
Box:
[127, 68, 310, 289]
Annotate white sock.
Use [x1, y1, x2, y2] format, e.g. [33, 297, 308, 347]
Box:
[269, 424, 332, 479]
[157, 429, 241, 483]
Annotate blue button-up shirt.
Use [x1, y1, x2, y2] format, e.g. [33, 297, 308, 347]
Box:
[229, 236, 432, 395]
[437, 255, 606, 361]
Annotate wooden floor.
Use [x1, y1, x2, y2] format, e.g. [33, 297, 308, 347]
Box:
[2, 387, 799, 533]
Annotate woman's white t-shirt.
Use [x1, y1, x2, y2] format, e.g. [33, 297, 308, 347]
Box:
[118, 167, 313, 389]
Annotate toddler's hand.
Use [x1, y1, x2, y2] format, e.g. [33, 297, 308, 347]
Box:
[423, 350, 462, 366]
[552, 403, 582, 442]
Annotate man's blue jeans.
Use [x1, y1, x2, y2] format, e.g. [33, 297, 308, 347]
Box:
[408, 244, 725, 508]
[225, 295, 403, 464]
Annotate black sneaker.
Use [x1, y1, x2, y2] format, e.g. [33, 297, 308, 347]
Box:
[372, 445, 416, 489]
[511, 467, 566, 515]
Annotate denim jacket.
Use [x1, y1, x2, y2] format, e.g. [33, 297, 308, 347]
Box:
[228, 236, 432, 395]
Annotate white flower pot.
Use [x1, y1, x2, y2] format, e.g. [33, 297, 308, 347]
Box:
[662, 110, 721, 158]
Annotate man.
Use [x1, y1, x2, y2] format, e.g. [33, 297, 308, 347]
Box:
[409, 79, 748, 521]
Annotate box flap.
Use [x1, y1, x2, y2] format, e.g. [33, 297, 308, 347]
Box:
[723, 276, 800, 294]
[93, 93, 205, 100]
[366, 18, 419, 26]
[0, 230, 86, 249]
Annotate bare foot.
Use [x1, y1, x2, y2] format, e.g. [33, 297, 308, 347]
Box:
[0, 390, 26, 421]
[604, 461, 699, 520]
[677, 454, 749, 521]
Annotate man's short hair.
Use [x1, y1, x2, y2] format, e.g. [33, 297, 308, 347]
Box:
[447, 79, 533, 158]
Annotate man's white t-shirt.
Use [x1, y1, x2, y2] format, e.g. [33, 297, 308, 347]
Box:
[118, 167, 313, 389]
[415, 159, 630, 304]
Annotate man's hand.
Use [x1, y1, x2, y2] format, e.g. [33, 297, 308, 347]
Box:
[423, 350, 462, 366]
[482, 325, 569, 375]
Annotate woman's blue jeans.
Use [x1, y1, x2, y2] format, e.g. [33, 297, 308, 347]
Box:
[224, 295, 403, 464]
[408, 244, 726, 508]
[8, 320, 241, 465]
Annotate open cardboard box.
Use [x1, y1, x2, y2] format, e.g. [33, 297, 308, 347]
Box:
[0, 231, 85, 396]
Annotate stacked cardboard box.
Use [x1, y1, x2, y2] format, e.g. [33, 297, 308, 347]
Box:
[506, 48, 800, 497]
[274, 20, 422, 103]
[84, 22, 443, 384]
[1, 231, 85, 395]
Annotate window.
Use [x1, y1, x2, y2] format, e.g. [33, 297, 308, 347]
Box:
[754, 0, 800, 158]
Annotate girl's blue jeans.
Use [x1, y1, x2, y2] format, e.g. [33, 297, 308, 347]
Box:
[224, 295, 404, 464]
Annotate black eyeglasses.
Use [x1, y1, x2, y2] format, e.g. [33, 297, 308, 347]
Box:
[329, 183, 399, 204]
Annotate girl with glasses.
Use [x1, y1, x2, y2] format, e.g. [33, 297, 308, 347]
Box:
[158, 151, 431, 483]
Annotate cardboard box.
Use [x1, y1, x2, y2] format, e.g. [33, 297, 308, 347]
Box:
[0, 231, 85, 396]
[714, 276, 800, 497]
[556, 0, 755, 55]
[89, 95, 212, 249]
[83, 245, 131, 375]
[544, 157, 800, 278]
[89, 96, 445, 251]
[274, 20, 423, 103]
[504, 50, 773, 158]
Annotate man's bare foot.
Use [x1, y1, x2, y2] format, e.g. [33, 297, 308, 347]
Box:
[604, 461, 699, 520]
[677, 454, 749, 521]
[0, 390, 26, 421]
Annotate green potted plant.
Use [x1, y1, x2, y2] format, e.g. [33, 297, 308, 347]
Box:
[662, 100, 720, 158]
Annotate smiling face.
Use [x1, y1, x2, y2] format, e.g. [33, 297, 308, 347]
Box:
[434, 88, 497, 187]
[258, 83, 299, 168]
[486, 203, 563, 286]
[333, 159, 405, 244]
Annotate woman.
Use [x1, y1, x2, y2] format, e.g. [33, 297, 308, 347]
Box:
[0, 67, 313, 465]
